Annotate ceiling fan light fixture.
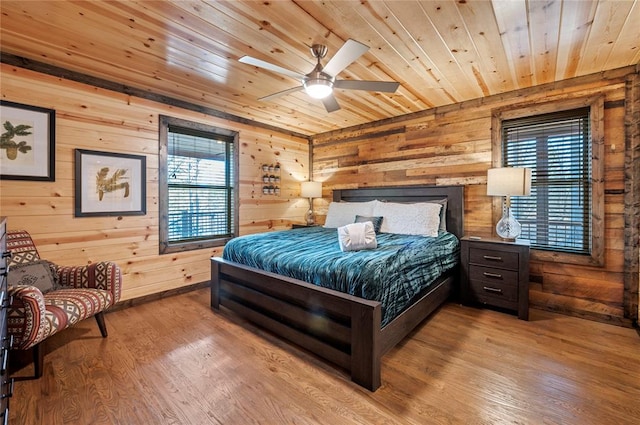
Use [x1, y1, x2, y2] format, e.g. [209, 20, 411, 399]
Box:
[304, 78, 333, 99]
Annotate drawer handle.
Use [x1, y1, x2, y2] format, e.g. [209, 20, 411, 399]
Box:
[0, 348, 7, 376]
[1, 334, 12, 348]
[1, 252, 10, 259]
[1, 379, 13, 399]
[483, 272, 503, 279]
[483, 286, 503, 294]
[483, 255, 503, 261]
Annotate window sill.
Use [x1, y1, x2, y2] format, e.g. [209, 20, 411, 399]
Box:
[531, 248, 604, 267]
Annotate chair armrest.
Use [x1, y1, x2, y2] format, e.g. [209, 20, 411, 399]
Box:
[7, 285, 49, 350]
[55, 261, 122, 304]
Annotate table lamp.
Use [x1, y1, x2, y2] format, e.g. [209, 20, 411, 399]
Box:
[487, 167, 531, 240]
[301, 181, 322, 225]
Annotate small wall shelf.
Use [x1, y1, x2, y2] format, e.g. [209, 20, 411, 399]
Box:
[261, 163, 281, 196]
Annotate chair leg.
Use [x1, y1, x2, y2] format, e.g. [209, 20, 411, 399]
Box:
[94, 312, 108, 337]
[33, 343, 44, 379]
[20, 314, 107, 381]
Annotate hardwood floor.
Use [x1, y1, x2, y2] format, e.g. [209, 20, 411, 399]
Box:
[9, 288, 640, 425]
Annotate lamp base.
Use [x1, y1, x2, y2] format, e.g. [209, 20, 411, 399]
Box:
[496, 206, 521, 241]
[305, 209, 315, 226]
[304, 196, 316, 225]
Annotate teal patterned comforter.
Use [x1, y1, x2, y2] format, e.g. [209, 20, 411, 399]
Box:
[222, 227, 460, 327]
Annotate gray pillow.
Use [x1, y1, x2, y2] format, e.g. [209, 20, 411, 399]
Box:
[354, 215, 383, 233]
[8, 260, 59, 293]
[429, 199, 448, 231]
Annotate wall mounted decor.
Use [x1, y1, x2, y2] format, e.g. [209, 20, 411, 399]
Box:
[75, 149, 146, 217]
[261, 163, 281, 196]
[0, 100, 55, 181]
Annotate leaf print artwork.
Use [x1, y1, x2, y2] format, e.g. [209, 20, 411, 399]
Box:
[0, 101, 55, 181]
[1, 120, 33, 160]
[96, 167, 130, 201]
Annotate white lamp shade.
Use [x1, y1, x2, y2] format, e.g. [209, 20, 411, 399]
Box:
[487, 168, 532, 196]
[301, 181, 322, 198]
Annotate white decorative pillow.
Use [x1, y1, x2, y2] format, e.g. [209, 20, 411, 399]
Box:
[337, 222, 377, 252]
[324, 201, 376, 228]
[373, 201, 442, 237]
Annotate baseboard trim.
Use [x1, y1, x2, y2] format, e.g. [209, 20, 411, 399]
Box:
[109, 280, 210, 313]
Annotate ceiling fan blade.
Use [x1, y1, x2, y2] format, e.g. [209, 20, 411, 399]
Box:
[321, 94, 340, 112]
[322, 39, 369, 77]
[239, 56, 305, 81]
[258, 85, 304, 102]
[334, 80, 400, 93]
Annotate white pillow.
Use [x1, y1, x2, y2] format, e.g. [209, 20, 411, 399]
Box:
[324, 201, 376, 228]
[373, 201, 442, 237]
[337, 222, 377, 252]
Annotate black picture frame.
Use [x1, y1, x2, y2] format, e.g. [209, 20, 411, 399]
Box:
[75, 149, 146, 217]
[0, 100, 55, 181]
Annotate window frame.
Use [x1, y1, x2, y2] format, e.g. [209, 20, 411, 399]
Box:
[159, 115, 239, 254]
[491, 96, 605, 266]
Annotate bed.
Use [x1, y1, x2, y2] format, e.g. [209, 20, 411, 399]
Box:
[210, 185, 464, 391]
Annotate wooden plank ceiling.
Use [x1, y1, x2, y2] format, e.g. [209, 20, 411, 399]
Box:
[1, 0, 638, 136]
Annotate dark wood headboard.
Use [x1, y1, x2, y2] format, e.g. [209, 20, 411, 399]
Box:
[332, 185, 465, 239]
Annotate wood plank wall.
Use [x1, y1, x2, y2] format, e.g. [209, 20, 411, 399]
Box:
[626, 73, 640, 321]
[312, 66, 638, 325]
[0, 64, 310, 301]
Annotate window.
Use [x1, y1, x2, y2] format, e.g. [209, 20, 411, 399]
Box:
[492, 97, 604, 266]
[503, 108, 591, 253]
[159, 116, 238, 254]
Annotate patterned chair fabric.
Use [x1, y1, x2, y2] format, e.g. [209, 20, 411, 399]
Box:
[6, 230, 122, 352]
[7, 230, 41, 265]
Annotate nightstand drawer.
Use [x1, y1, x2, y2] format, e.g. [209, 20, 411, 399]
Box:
[469, 265, 519, 284]
[468, 278, 518, 305]
[469, 247, 519, 270]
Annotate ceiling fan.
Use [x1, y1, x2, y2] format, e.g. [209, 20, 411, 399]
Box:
[239, 39, 400, 112]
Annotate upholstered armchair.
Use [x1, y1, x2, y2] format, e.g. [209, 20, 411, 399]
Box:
[6, 230, 122, 378]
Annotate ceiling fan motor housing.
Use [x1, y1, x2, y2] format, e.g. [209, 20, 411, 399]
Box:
[310, 44, 328, 59]
[303, 60, 334, 99]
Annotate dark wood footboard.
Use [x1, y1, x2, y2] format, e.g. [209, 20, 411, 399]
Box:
[211, 256, 456, 391]
[211, 257, 383, 390]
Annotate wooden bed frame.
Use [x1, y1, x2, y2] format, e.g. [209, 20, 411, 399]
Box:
[210, 185, 464, 391]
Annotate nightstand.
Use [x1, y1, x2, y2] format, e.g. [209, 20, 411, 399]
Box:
[460, 236, 530, 320]
[292, 224, 319, 229]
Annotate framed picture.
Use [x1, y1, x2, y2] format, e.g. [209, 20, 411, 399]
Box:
[0, 100, 55, 181]
[75, 149, 146, 217]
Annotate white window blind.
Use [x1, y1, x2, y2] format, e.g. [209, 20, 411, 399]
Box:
[502, 108, 591, 254]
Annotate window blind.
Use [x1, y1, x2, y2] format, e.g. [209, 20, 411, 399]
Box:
[502, 108, 591, 254]
[167, 126, 234, 243]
